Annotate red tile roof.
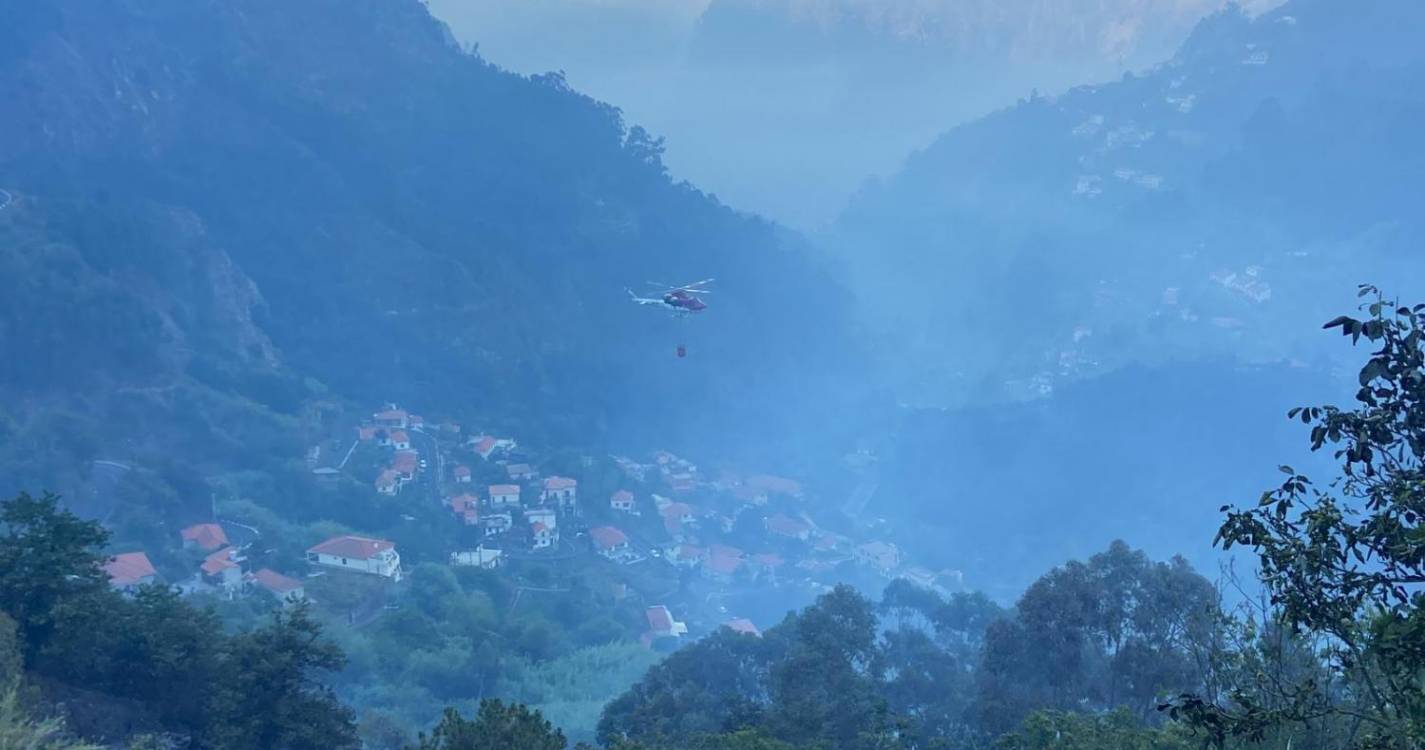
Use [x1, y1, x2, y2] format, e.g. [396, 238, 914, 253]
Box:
[454, 465, 471, 477]
[531, 522, 550, 536]
[308, 535, 394, 560]
[766, 514, 810, 537]
[105, 552, 157, 586]
[590, 526, 628, 550]
[706, 553, 743, 576]
[389, 430, 410, 444]
[725, 618, 761, 637]
[376, 469, 400, 489]
[660, 502, 693, 520]
[253, 568, 303, 595]
[357, 426, 380, 441]
[748, 475, 802, 496]
[490, 484, 520, 496]
[450, 494, 478, 512]
[392, 451, 419, 471]
[201, 549, 239, 576]
[543, 476, 577, 491]
[646, 605, 674, 632]
[474, 436, 497, 454]
[180, 523, 229, 551]
[611, 490, 634, 504]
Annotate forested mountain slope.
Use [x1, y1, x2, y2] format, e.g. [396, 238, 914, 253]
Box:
[832, 0, 1425, 405]
[0, 0, 861, 508]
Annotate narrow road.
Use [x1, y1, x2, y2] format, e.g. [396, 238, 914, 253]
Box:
[337, 439, 358, 469]
[0, 189, 11, 212]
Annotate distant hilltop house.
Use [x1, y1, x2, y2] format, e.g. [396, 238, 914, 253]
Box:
[180, 523, 229, 553]
[470, 435, 516, 460]
[724, 618, 761, 637]
[764, 513, 812, 541]
[666, 543, 707, 569]
[450, 546, 503, 570]
[105, 551, 157, 591]
[306, 535, 401, 581]
[590, 526, 630, 560]
[483, 511, 513, 537]
[449, 494, 480, 526]
[898, 566, 965, 597]
[387, 430, 412, 451]
[453, 465, 472, 484]
[375, 469, 401, 496]
[489, 484, 520, 508]
[249, 568, 305, 604]
[645, 605, 688, 641]
[506, 463, 537, 481]
[747, 475, 803, 500]
[854, 541, 902, 577]
[610, 490, 637, 515]
[201, 547, 245, 593]
[704, 545, 745, 583]
[357, 425, 380, 442]
[392, 450, 419, 480]
[372, 407, 409, 429]
[540, 476, 577, 509]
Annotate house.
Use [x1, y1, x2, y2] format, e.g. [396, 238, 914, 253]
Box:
[666, 544, 707, 568]
[645, 605, 688, 639]
[750, 553, 785, 581]
[703, 546, 744, 583]
[667, 473, 697, 494]
[375, 469, 400, 496]
[470, 435, 516, 460]
[357, 425, 380, 442]
[898, 566, 939, 591]
[540, 476, 578, 509]
[250, 568, 305, 604]
[748, 475, 803, 499]
[450, 494, 480, 525]
[409, 414, 425, 430]
[530, 521, 555, 550]
[105, 552, 157, 590]
[389, 430, 412, 451]
[392, 450, 420, 480]
[373, 407, 409, 429]
[854, 541, 901, 576]
[725, 618, 761, 637]
[525, 507, 557, 531]
[483, 512, 513, 537]
[306, 535, 402, 580]
[590, 526, 630, 560]
[489, 484, 520, 508]
[201, 547, 244, 591]
[450, 546, 503, 569]
[764, 514, 812, 541]
[180, 523, 229, 552]
[453, 465, 472, 484]
[610, 490, 637, 514]
[506, 463, 537, 481]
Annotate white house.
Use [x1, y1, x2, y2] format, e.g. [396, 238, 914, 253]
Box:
[489, 484, 521, 508]
[590, 526, 630, 560]
[306, 535, 402, 581]
[525, 506, 557, 530]
[645, 605, 688, 639]
[854, 541, 901, 577]
[389, 430, 412, 451]
[201, 547, 245, 592]
[453, 465, 472, 484]
[530, 521, 555, 550]
[375, 469, 400, 496]
[250, 568, 306, 605]
[373, 407, 409, 429]
[506, 463, 537, 481]
[541, 476, 578, 509]
[483, 512, 513, 537]
[450, 546, 503, 569]
[610, 490, 637, 515]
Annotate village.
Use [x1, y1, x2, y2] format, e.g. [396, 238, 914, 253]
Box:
[101, 402, 964, 647]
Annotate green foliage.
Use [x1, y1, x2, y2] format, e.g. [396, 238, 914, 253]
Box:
[0, 492, 110, 662]
[208, 603, 360, 750]
[410, 700, 567, 750]
[995, 709, 1195, 750]
[0, 688, 99, 750]
[1171, 288, 1425, 749]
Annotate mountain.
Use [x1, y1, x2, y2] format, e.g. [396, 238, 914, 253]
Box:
[831, 0, 1425, 406]
[692, 0, 1279, 66]
[0, 0, 862, 528]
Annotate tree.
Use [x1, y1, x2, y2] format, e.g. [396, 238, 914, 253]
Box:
[207, 603, 359, 750]
[1170, 287, 1425, 749]
[0, 687, 100, 750]
[0, 492, 110, 661]
[996, 709, 1195, 750]
[410, 700, 566, 750]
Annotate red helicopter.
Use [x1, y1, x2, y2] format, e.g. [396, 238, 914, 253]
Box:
[628, 279, 713, 357]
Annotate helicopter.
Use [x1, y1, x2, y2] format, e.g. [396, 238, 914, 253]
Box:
[628, 279, 714, 357]
[627, 278, 714, 316]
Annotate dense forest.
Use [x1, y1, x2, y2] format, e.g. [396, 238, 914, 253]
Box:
[2, 294, 1422, 748]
